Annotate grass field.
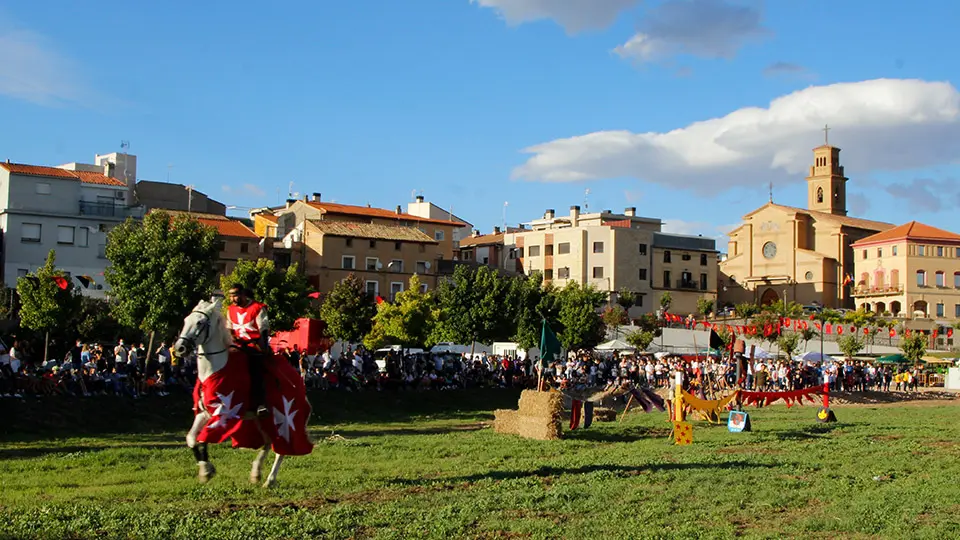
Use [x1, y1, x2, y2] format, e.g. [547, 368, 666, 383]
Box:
[2, 390, 960, 539]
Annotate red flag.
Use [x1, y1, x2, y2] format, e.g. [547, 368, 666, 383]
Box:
[889, 328, 896, 338]
[52, 276, 69, 290]
[808, 314, 815, 320]
[824, 323, 832, 334]
[784, 318, 792, 327]
[815, 322, 822, 331]
[850, 326, 856, 334]
[375, 295, 384, 304]
[906, 329, 911, 337]
[863, 327, 869, 335]
[837, 325, 844, 335]
[933, 330, 939, 339]
[948, 328, 954, 338]
[307, 292, 320, 299]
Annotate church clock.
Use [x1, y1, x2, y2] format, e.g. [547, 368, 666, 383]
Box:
[762, 242, 777, 259]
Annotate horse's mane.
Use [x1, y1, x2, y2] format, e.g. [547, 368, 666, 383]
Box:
[193, 297, 234, 349]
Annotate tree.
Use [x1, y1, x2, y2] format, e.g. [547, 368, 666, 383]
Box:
[659, 291, 672, 311]
[625, 329, 655, 351]
[431, 265, 505, 346]
[320, 273, 376, 343]
[735, 302, 760, 319]
[0, 286, 16, 320]
[900, 333, 927, 365]
[221, 258, 312, 334]
[364, 275, 436, 349]
[601, 305, 629, 333]
[799, 326, 817, 351]
[615, 289, 636, 311]
[768, 299, 803, 318]
[17, 250, 81, 361]
[71, 297, 137, 344]
[556, 282, 607, 351]
[750, 310, 784, 346]
[105, 212, 219, 359]
[837, 335, 865, 360]
[506, 272, 548, 350]
[777, 332, 800, 360]
[696, 296, 714, 317]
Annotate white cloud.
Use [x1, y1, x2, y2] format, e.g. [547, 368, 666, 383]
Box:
[0, 21, 95, 107]
[512, 79, 960, 193]
[663, 219, 739, 240]
[242, 183, 266, 198]
[472, 0, 640, 33]
[222, 184, 265, 198]
[846, 191, 870, 216]
[884, 179, 960, 213]
[614, 0, 767, 62]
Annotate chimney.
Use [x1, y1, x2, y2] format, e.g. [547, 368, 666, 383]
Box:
[625, 207, 636, 216]
[285, 198, 296, 208]
[415, 195, 424, 203]
[494, 226, 501, 234]
[603, 209, 611, 214]
[472, 229, 480, 237]
[311, 192, 321, 202]
[396, 205, 402, 214]
[570, 205, 580, 227]
[104, 161, 115, 177]
[303, 194, 309, 202]
[544, 209, 555, 219]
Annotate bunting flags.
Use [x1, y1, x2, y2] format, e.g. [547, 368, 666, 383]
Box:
[52, 276, 69, 290]
[307, 292, 320, 299]
[75, 275, 94, 288]
[655, 313, 936, 343]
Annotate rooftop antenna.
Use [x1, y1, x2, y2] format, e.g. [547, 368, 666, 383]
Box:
[411, 189, 417, 201]
[287, 181, 299, 199]
[584, 188, 590, 211]
[166, 163, 174, 183]
[502, 201, 508, 230]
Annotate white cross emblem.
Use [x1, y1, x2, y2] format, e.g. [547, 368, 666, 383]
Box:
[272, 395, 299, 442]
[208, 391, 243, 429]
[233, 312, 256, 340]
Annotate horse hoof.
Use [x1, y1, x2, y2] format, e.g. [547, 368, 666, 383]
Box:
[198, 462, 216, 484]
[250, 471, 261, 485]
[262, 478, 276, 489]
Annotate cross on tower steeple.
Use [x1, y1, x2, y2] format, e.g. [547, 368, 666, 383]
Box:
[822, 124, 831, 145]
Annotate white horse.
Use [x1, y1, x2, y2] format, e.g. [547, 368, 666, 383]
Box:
[174, 298, 284, 487]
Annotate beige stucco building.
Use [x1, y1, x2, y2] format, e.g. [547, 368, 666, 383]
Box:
[719, 144, 894, 309]
[850, 221, 960, 321]
[159, 210, 263, 278]
[511, 206, 718, 316]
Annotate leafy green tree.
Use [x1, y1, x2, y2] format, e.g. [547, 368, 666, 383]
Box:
[556, 282, 607, 351]
[767, 299, 803, 318]
[0, 286, 16, 320]
[431, 265, 505, 346]
[105, 211, 219, 358]
[601, 305, 629, 331]
[615, 289, 636, 311]
[696, 297, 714, 317]
[750, 310, 784, 346]
[71, 297, 136, 343]
[900, 333, 927, 365]
[799, 326, 817, 351]
[320, 273, 376, 343]
[17, 250, 82, 361]
[221, 258, 312, 334]
[837, 334, 865, 360]
[364, 275, 436, 349]
[777, 332, 800, 360]
[625, 329, 655, 351]
[735, 302, 760, 319]
[659, 291, 672, 311]
[511, 272, 556, 350]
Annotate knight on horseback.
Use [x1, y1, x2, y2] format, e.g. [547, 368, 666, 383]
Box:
[226, 284, 270, 417]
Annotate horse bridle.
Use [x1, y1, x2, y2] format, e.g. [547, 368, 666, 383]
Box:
[178, 310, 227, 357]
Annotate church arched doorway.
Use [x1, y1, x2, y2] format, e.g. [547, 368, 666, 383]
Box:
[760, 288, 779, 306]
[890, 301, 901, 317]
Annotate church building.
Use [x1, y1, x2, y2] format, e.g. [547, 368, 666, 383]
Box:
[719, 142, 895, 309]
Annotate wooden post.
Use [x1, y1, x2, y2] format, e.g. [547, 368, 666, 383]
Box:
[43, 330, 49, 363]
[619, 393, 635, 423]
[674, 371, 683, 422]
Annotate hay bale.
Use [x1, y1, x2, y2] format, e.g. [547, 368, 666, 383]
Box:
[592, 407, 617, 422]
[493, 409, 519, 434]
[516, 390, 562, 441]
[517, 415, 561, 440]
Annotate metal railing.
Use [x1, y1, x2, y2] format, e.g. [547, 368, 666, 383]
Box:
[79, 201, 139, 218]
[853, 285, 904, 297]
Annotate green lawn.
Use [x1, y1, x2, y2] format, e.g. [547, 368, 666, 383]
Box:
[2, 390, 959, 539]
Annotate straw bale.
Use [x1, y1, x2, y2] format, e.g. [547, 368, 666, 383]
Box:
[493, 409, 519, 434]
[517, 415, 561, 440]
[518, 390, 562, 416]
[592, 407, 617, 422]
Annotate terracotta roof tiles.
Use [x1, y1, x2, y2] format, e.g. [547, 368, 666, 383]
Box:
[852, 221, 960, 246]
[308, 220, 437, 243]
[0, 163, 126, 187]
[744, 203, 894, 232]
[305, 201, 466, 227]
[459, 233, 504, 247]
[148, 209, 259, 238]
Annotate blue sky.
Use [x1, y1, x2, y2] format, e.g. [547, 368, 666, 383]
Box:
[1, 0, 958, 247]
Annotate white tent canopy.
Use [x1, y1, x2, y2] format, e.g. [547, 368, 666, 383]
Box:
[749, 347, 774, 360]
[595, 339, 636, 351]
[796, 351, 836, 364]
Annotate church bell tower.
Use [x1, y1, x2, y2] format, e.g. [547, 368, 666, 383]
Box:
[806, 131, 847, 215]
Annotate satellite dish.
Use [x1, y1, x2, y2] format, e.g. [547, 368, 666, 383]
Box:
[424, 261, 431, 270]
[375, 261, 383, 270]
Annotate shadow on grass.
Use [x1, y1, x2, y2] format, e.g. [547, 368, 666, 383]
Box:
[563, 426, 672, 443]
[327, 423, 489, 438]
[774, 422, 857, 441]
[0, 441, 182, 460]
[389, 460, 777, 486]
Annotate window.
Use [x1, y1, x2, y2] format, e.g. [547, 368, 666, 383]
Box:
[345, 238, 353, 248]
[557, 267, 570, 279]
[544, 269, 553, 280]
[369, 240, 376, 248]
[592, 242, 604, 254]
[700, 273, 708, 290]
[528, 245, 541, 257]
[805, 271, 814, 280]
[955, 272, 960, 288]
[639, 243, 647, 255]
[97, 243, 107, 259]
[557, 242, 570, 255]
[635, 295, 643, 307]
[638, 268, 647, 281]
[545, 244, 554, 256]
[918, 245, 926, 256]
[890, 269, 900, 287]
[681, 271, 692, 285]
[916, 270, 926, 286]
[462, 251, 472, 261]
[366, 257, 379, 271]
[420, 283, 428, 293]
[956, 304, 960, 318]
[434, 230, 445, 242]
[517, 247, 524, 257]
[21, 223, 41, 243]
[892, 245, 898, 256]
[416, 261, 427, 274]
[663, 251, 671, 263]
[366, 281, 379, 297]
[214, 241, 226, 252]
[592, 267, 604, 279]
[877, 248, 882, 258]
[663, 270, 671, 288]
[936, 271, 945, 287]
[937, 303, 945, 317]
[700, 254, 707, 266]
[862, 249, 867, 260]
[816, 186, 823, 203]
[395, 242, 402, 251]
[389, 259, 404, 272]
[57, 226, 75, 245]
[77, 226, 89, 247]
[481, 257, 488, 264]
[342, 256, 355, 270]
[418, 244, 426, 253]
[36, 183, 51, 195]
[938, 246, 944, 257]
[17, 269, 27, 278]
[240, 243, 249, 254]
[390, 282, 403, 302]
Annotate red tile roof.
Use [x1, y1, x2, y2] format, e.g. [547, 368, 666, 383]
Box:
[256, 213, 279, 223]
[852, 221, 960, 246]
[149, 209, 259, 239]
[308, 220, 437, 243]
[460, 233, 504, 247]
[0, 162, 126, 187]
[305, 201, 466, 227]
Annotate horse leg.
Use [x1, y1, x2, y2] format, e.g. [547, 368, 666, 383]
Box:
[186, 411, 209, 448]
[250, 444, 269, 484]
[263, 453, 284, 488]
[187, 412, 216, 483]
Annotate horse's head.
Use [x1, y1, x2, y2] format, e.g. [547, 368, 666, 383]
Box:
[174, 297, 225, 358]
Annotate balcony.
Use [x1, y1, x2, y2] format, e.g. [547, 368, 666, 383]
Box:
[852, 285, 903, 297]
[79, 201, 142, 219]
[676, 280, 700, 291]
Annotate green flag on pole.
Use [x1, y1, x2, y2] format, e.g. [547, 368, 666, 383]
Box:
[540, 318, 562, 369]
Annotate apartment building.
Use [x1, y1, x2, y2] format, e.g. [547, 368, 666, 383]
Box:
[158, 210, 263, 277]
[136, 180, 226, 215]
[652, 233, 720, 314]
[0, 156, 143, 296]
[406, 194, 471, 249]
[850, 221, 960, 320]
[458, 226, 525, 272]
